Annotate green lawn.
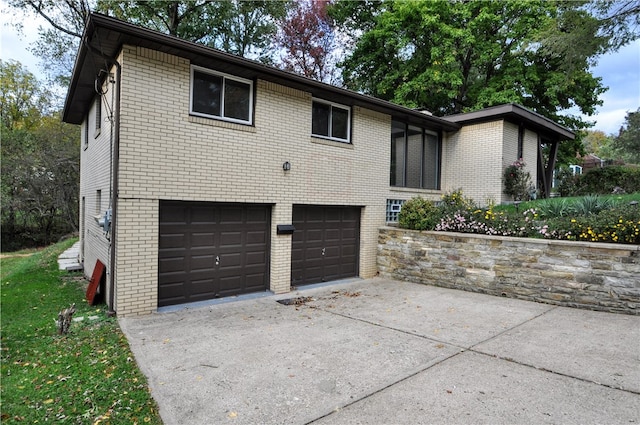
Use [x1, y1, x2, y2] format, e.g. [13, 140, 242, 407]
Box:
[1, 239, 162, 424]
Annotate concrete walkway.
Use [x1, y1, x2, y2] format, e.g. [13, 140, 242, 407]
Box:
[119, 278, 640, 425]
[57, 241, 82, 271]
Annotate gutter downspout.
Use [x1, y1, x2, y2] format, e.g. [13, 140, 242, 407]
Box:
[84, 39, 121, 317]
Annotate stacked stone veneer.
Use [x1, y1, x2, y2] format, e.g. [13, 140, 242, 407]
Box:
[378, 227, 640, 315]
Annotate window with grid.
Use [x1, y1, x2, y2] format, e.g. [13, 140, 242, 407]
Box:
[386, 199, 406, 223]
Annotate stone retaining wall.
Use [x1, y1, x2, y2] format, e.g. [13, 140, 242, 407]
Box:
[378, 227, 640, 315]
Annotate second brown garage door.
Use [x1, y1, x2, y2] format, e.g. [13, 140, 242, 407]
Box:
[158, 201, 270, 307]
[291, 205, 360, 286]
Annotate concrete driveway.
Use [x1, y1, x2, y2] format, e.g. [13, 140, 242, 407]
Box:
[119, 278, 640, 425]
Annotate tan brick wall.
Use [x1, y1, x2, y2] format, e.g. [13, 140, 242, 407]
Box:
[114, 198, 158, 316]
[270, 202, 293, 295]
[441, 121, 504, 205]
[111, 46, 390, 315]
[79, 60, 119, 304]
[523, 128, 539, 194]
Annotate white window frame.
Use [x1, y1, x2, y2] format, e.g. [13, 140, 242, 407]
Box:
[83, 117, 89, 150]
[189, 65, 254, 125]
[311, 98, 351, 143]
[94, 97, 101, 138]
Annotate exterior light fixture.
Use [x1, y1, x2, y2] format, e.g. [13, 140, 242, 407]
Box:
[283, 161, 291, 171]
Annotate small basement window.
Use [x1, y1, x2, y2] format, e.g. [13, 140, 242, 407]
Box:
[386, 199, 406, 223]
[312, 99, 350, 143]
[190, 66, 253, 125]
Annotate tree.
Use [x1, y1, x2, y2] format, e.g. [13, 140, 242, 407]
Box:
[6, 0, 91, 88]
[1, 61, 79, 251]
[6, 0, 291, 87]
[96, 0, 212, 37]
[276, 0, 341, 83]
[554, 138, 587, 168]
[212, 0, 290, 60]
[331, 0, 607, 130]
[612, 109, 640, 164]
[98, 1, 290, 59]
[590, 0, 640, 51]
[0, 60, 51, 130]
[581, 130, 615, 157]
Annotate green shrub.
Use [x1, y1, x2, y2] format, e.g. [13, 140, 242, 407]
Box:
[398, 197, 440, 230]
[503, 159, 532, 201]
[546, 204, 640, 244]
[439, 188, 476, 214]
[576, 166, 640, 195]
[556, 166, 581, 197]
[536, 198, 572, 218]
[572, 194, 618, 216]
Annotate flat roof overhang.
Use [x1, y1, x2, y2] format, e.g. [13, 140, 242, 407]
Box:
[445, 103, 575, 141]
[63, 13, 460, 133]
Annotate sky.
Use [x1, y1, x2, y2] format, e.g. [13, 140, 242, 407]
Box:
[1, 5, 639, 136]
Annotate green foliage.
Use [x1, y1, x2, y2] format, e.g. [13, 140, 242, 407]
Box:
[400, 189, 640, 244]
[611, 108, 640, 164]
[7, 0, 291, 87]
[577, 166, 640, 195]
[6, 0, 88, 89]
[544, 204, 640, 244]
[555, 166, 581, 197]
[537, 194, 618, 218]
[1, 62, 80, 251]
[581, 130, 614, 157]
[580, 203, 640, 244]
[572, 194, 618, 215]
[398, 197, 440, 230]
[0, 60, 51, 130]
[554, 137, 588, 168]
[332, 0, 606, 129]
[1, 240, 162, 424]
[503, 159, 532, 201]
[589, 0, 640, 51]
[536, 198, 573, 218]
[114, 0, 292, 60]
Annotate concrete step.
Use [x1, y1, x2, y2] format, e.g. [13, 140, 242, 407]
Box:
[58, 241, 82, 271]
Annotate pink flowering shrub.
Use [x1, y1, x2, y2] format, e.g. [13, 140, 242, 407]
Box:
[503, 158, 532, 201]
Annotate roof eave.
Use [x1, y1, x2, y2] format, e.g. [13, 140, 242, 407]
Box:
[444, 103, 575, 140]
[63, 13, 460, 132]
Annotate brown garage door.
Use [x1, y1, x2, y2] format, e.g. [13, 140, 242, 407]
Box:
[291, 205, 360, 287]
[158, 201, 270, 307]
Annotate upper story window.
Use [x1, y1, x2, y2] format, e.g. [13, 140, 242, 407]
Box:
[190, 66, 253, 125]
[312, 99, 350, 143]
[391, 120, 441, 190]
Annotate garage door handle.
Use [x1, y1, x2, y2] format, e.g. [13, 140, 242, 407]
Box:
[215, 256, 220, 265]
[321, 248, 325, 256]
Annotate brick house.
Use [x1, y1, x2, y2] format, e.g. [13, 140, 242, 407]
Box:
[63, 14, 574, 316]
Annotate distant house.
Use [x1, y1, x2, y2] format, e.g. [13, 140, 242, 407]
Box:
[63, 14, 574, 316]
[581, 154, 606, 171]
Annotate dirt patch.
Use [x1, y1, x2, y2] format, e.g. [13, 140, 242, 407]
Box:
[0, 253, 35, 259]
